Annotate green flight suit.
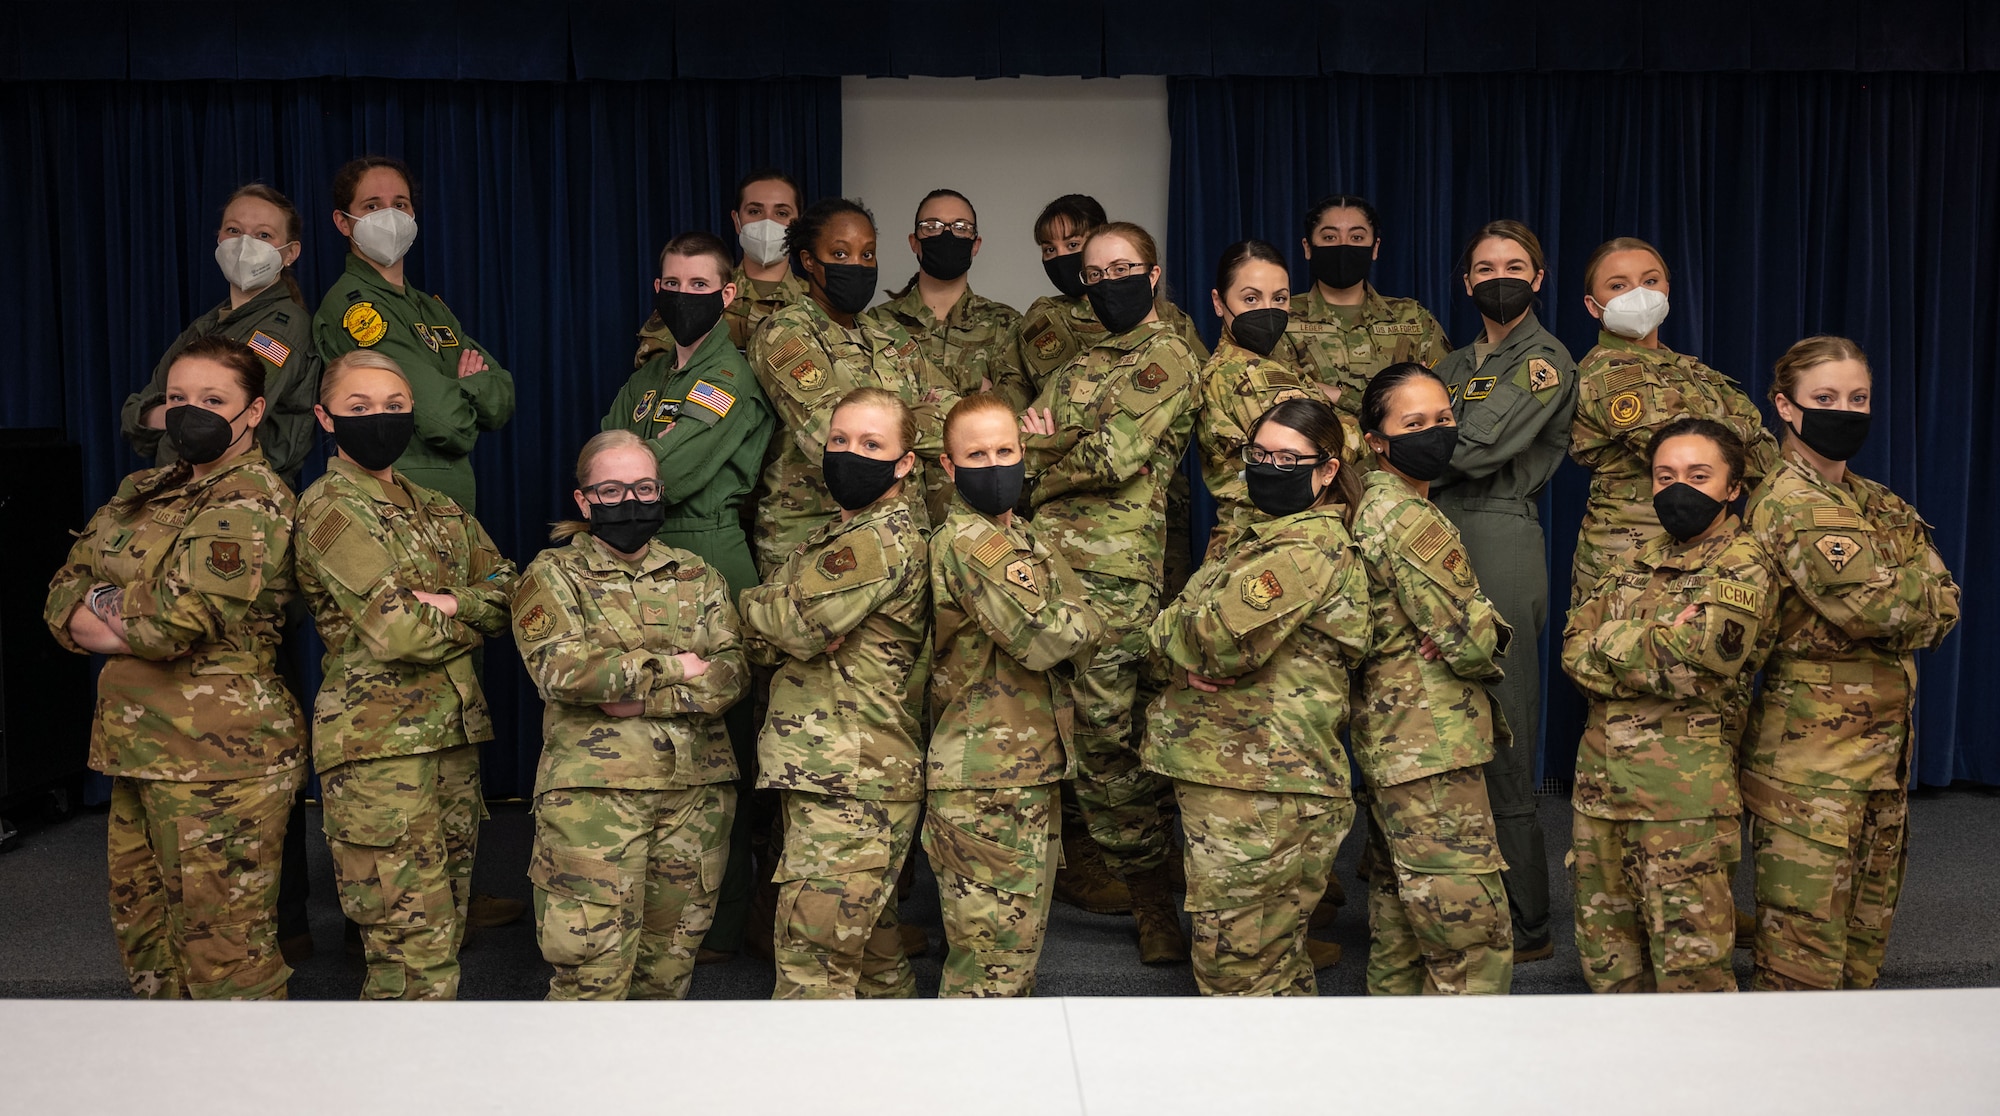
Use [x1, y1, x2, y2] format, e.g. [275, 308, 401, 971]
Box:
[1429, 310, 1578, 949]
[601, 320, 774, 953]
[120, 283, 323, 489]
[312, 253, 516, 514]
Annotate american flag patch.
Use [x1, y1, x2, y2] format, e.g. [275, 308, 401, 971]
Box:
[686, 379, 735, 419]
[247, 330, 291, 367]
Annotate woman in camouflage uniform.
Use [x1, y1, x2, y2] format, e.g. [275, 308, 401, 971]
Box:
[1021, 220, 1204, 964]
[1195, 240, 1369, 552]
[1349, 363, 1516, 995]
[747, 197, 958, 577]
[1280, 194, 1452, 418]
[1563, 418, 1781, 992]
[1145, 397, 1372, 996]
[1744, 336, 1960, 991]
[512, 430, 748, 999]
[1568, 237, 1778, 608]
[293, 351, 518, 1000]
[740, 387, 932, 999]
[46, 336, 302, 1000]
[925, 394, 1103, 996]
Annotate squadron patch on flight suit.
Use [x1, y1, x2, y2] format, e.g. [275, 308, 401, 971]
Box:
[342, 302, 388, 347]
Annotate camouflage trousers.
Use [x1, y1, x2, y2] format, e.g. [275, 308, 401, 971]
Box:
[1177, 781, 1355, 997]
[1364, 766, 1513, 995]
[771, 791, 921, 999]
[1568, 811, 1741, 993]
[923, 784, 1061, 997]
[1742, 771, 1907, 991]
[1070, 570, 1172, 876]
[530, 783, 736, 1000]
[321, 744, 484, 1000]
[106, 769, 297, 1000]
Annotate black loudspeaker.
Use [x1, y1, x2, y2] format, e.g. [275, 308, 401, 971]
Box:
[0, 429, 92, 808]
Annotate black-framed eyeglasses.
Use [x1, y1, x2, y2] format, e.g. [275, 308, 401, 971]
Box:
[583, 480, 662, 502]
[915, 219, 977, 238]
[1241, 446, 1327, 471]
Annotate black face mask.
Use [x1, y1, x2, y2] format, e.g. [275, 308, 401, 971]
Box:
[1229, 308, 1288, 357]
[1470, 276, 1536, 323]
[588, 497, 666, 555]
[1309, 243, 1373, 291]
[330, 411, 415, 472]
[822, 449, 904, 511]
[1245, 461, 1321, 517]
[1653, 482, 1726, 542]
[1043, 252, 1087, 299]
[1786, 399, 1871, 462]
[654, 288, 727, 347]
[951, 461, 1024, 517]
[1378, 424, 1459, 483]
[1085, 273, 1155, 336]
[812, 258, 879, 316]
[165, 403, 251, 466]
[918, 233, 975, 282]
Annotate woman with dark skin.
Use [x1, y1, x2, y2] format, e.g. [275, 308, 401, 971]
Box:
[747, 198, 957, 578]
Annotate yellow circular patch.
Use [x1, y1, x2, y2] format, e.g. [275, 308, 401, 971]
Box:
[341, 301, 388, 348]
[1608, 391, 1643, 428]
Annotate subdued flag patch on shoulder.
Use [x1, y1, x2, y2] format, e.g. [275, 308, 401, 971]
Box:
[1811, 505, 1864, 529]
[1403, 518, 1451, 564]
[971, 530, 1011, 568]
[686, 379, 736, 419]
[247, 331, 291, 367]
[308, 508, 351, 553]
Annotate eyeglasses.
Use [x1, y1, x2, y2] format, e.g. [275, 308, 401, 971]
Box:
[915, 219, 977, 238]
[1241, 446, 1327, 471]
[583, 480, 662, 502]
[1082, 261, 1149, 285]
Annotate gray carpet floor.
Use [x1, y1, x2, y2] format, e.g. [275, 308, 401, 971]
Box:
[3, 789, 1994, 999]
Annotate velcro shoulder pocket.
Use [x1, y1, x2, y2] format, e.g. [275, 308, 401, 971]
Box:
[306, 503, 393, 597]
[798, 528, 892, 598]
[183, 507, 264, 600]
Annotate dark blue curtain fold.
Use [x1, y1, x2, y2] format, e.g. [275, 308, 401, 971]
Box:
[1168, 72, 1999, 788]
[0, 77, 841, 797]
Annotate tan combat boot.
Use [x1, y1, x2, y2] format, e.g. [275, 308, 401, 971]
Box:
[1055, 817, 1133, 915]
[1306, 938, 1342, 970]
[1125, 866, 1188, 965]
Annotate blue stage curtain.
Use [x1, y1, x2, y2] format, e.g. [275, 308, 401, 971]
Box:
[0, 77, 841, 798]
[1167, 72, 2000, 788]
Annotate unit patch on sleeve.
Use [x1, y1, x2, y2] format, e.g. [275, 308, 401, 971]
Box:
[341, 302, 388, 347]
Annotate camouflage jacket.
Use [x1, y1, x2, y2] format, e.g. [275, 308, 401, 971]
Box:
[748, 297, 957, 575]
[44, 450, 303, 781]
[1195, 338, 1370, 542]
[1021, 319, 1201, 589]
[928, 497, 1102, 790]
[635, 264, 812, 366]
[1569, 331, 1779, 573]
[999, 293, 1209, 401]
[294, 457, 517, 771]
[1744, 451, 1961, 792]
[1279, 283, 1451, 417]
[865, 281, 1027, 407]
[1350, 470, 1512, 787]
[1143, 503, 1372, 798]
[1430, 312, 1577, 506]
[1562, 517, 1780, 820]
[513, 533, 747, 796]
[740, 498, 931, 801]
